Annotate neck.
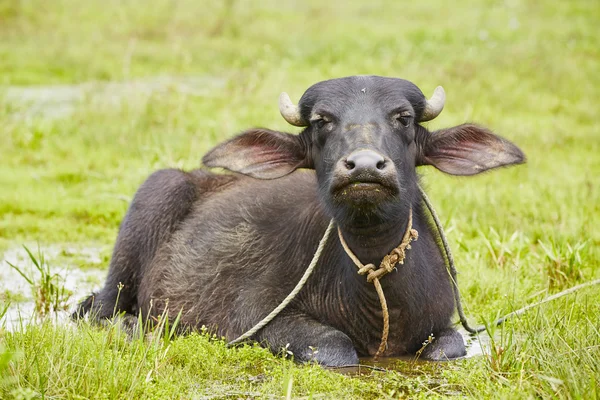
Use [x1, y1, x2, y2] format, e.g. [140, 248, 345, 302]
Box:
[336, 203, 414, 266]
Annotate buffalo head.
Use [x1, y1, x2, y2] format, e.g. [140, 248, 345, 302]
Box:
[203, 76, 525, 225]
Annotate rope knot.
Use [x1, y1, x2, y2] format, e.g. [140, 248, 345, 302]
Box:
[337, 208, 418, 359]
[357, 263, 376, 276]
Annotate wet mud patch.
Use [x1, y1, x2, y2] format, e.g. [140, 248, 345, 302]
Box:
[332, 328, 491, 376]
[0, 244, 107, 329]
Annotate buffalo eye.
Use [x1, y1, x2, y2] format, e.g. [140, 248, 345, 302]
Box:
[394, 111, 412, 128]
[311, 113, 334, 132]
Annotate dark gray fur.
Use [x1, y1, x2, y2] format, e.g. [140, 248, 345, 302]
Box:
[75, 76, 525, 366]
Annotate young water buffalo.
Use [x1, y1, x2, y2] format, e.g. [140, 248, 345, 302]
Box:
[75, 76, 525, 366]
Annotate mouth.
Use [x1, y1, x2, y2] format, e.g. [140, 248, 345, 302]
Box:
[345, 182, 386, 191]
[331, 179, 397, 203]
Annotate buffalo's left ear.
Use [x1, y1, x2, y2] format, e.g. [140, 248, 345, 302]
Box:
[416, 124, 525, 175]
[202, 128, 310, 179]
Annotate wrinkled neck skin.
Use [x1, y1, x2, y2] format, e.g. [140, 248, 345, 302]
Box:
[331, 185, 417, 268]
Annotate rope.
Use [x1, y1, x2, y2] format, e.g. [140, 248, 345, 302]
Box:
[337, 208, 418, 359]
[417, 185, 484, 333]
[417, 184, 600, 334]
[227, 219, 335, 346]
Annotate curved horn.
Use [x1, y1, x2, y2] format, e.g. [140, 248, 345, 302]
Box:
[279, 92, 307, 127]
[419, 86, 446, 122]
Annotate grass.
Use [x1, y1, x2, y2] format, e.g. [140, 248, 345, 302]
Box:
[0, 0, 599, 398]
[6, 246, 72, 318]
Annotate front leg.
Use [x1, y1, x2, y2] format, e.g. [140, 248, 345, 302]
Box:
[420, 328, 466, 360]
[253, 312, 359, 367]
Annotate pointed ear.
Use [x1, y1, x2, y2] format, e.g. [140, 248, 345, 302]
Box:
[416, 124, 525, 175]
[202, 128, 311, 179]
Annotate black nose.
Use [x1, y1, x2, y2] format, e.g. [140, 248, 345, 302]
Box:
[345, 150, 386, 172]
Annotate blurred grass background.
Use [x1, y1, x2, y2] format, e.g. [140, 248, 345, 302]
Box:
[0, 0, 599, 398]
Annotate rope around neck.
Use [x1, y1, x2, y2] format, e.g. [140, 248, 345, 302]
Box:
[337, 208, 418, 358]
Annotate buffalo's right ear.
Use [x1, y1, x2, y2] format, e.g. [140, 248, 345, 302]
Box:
[202, 128, 311, 179]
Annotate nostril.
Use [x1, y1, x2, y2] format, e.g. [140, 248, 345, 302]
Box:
[345, 160, 355, 170]
[376, 160, 386, 170]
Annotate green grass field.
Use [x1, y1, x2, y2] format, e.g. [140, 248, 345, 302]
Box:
[1, 0, 599, 398]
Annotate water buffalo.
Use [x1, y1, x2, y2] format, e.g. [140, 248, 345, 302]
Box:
[75, 76, 525, 366]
